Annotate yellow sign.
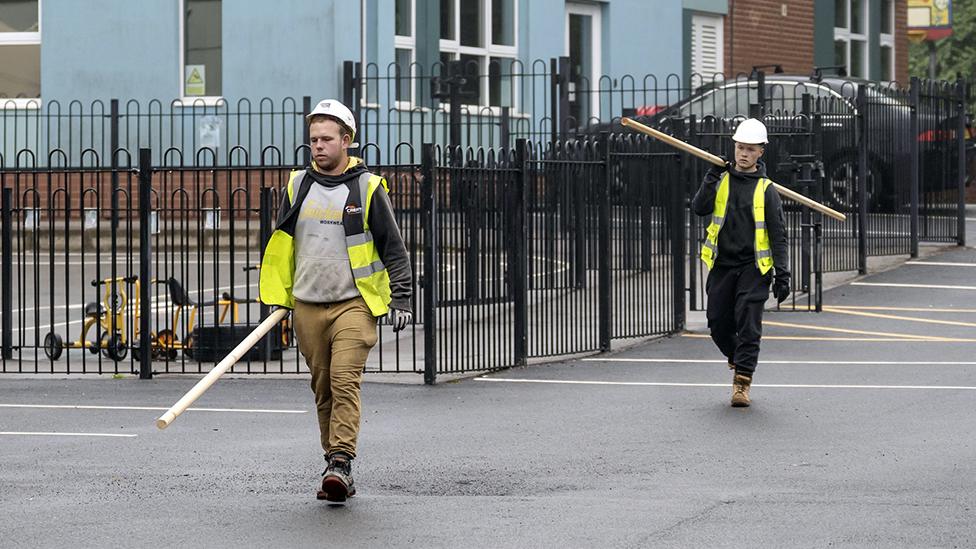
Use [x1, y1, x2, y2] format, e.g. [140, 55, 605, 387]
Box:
[907, 0, 951, 29]
[185, 64, 206, 96]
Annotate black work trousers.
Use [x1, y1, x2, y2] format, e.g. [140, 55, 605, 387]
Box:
[705, 263, 771, 375]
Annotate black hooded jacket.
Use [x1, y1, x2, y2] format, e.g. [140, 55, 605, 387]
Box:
[692, 161, 790, 277]
[275, 159, 413, 313]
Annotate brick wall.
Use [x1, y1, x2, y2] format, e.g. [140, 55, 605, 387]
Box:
[725, 0, 815, 77]
[895, 0, 908, 85]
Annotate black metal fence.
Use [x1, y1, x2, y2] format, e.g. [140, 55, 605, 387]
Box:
[1, 65, 970, 380]
[0, 136, 689, 380]
[1, 97, 310, 168]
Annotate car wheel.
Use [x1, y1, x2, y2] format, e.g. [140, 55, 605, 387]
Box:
[824, 150, 883, 212]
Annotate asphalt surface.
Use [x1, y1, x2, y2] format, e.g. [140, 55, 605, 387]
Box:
[3, 226, 976, 547]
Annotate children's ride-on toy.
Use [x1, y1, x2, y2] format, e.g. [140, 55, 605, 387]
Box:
[150, 277, 240, 360]
[43, 275, 138, 362]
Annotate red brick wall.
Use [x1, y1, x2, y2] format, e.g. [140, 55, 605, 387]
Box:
[725, 0, 815, 77]
[895, 0, 908, 85]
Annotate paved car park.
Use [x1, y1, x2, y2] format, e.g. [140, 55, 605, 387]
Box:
[3, 223, 976, 548]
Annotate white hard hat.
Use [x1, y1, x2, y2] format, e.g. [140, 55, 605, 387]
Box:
[307, 99, 358, 146]
[732, 118, 768, 144]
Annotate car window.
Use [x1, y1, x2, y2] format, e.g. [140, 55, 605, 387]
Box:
[677, 80, 864, 118]
[678, 83, 758, 118]
[801, 83, 853, 115]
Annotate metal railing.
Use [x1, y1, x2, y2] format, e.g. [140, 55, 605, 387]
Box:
[1, 67, 969, 379]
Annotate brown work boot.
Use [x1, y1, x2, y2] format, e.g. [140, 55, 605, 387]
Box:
[731, 373, 752, 407]
[317, 453, 356, 504]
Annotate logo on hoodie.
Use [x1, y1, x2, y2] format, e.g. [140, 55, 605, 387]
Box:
[345, 204, 363, 216]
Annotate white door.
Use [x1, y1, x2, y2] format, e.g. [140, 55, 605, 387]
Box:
[565, 2, 602, 126]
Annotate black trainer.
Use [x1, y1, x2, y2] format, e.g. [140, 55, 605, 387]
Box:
[317, 453, 356, 503]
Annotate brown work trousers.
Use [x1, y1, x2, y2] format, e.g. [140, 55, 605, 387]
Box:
[293, 297, 377, 459]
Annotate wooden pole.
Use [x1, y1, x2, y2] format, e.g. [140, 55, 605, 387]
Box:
[621, 117, 847, 222]
[155, 308, 290, 430]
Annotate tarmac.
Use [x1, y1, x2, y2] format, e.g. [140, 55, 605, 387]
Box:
[2, 212, 976, 548]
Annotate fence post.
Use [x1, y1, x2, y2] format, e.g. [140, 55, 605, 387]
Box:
[686, 115, 698, 311]
[138, 148, 153, 378]
[549, 58, 558, 145]
[343, 61, 361, 154]
[956, 78, 967, 247]
[302, 95, 312, 167]
[598, 132, 612, 352]
[856, 85, 868, 273]
[110, 99, 121, 330]
[1, 187, 11, 360]
[499, 106, 510, 149]
[754, 70, 766, 117]
[671, 153, 686, 331]
[558, 56, 571, 139]
[512, 139, 528, 366]
[799, 161, 812, 293]
[421, 143, 438, 384]
[909, 78, 920, 258]
[259, 187, 274, 359]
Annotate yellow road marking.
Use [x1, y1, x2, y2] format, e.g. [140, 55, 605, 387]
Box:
[824, 305, 976, 314]
[682, 333, 957, 342]
[822, 306, 976, 329]
[851, 282, 976, 291]
[762, 320, 956, 341]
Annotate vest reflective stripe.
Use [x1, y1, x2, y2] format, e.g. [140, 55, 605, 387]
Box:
[699, 174, 775, 275]
[351, 259, 387, 279]
[259, 167, 394, 315]
[347, 232, 373, 246]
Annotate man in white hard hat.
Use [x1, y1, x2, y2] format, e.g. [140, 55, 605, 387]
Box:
[259, 99, 413, 503]
[691, 118, 790, 407]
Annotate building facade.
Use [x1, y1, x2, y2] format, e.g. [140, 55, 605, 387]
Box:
[0, 0, 913, 161]
[682, 0, 909, 85]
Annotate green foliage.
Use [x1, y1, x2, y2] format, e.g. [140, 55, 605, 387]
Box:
[909, 1, 976, 80]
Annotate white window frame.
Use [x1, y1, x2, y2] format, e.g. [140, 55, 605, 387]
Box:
[439, 0, 519, 113]
[879, 0, 895, 82]
[394, 0, 416, 108]
[176, 0, 225, 107]
[834, 0, 868, 79]
[565, 2, 602, 121]
[0, 0, 42, 109]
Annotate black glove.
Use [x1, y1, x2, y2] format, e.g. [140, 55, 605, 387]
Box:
[707, 155, 733, 175]
[772, 275, 791, 304]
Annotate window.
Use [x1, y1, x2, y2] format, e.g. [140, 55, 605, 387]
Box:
[181, 0, 222, 101]
[834, 0, 867, 78]
[394, 0, 415, 105]
[0, 0, 41, 106]
[690, 13, 724, 83]
[439, 0, 518, 108]
[879, 0, 894, 82]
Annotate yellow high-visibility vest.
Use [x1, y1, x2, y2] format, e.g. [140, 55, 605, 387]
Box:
[259, 169, 392, 316]
[700, 173, 774, 275]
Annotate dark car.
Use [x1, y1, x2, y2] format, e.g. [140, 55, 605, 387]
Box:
[590, 74, 967, 212]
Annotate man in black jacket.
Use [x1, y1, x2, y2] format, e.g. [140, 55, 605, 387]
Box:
[691, 118, 790, 407]
[260, 99, 412, 503]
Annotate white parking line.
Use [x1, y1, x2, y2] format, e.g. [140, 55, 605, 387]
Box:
[0, 403, 306, 414]
[476, 378, 976, 390]
[580, 358, 976, 365]
[0, 431, 138, 438]
[851, 282, 976, 291]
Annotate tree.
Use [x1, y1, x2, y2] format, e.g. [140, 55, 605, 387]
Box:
[909, 1, 976, 80]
